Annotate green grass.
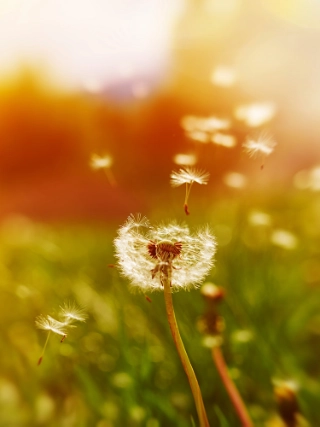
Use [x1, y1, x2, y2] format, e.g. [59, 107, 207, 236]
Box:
[0, 189, 319, 426]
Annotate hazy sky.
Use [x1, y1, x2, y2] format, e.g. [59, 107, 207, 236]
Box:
[0, 0, 183, 88]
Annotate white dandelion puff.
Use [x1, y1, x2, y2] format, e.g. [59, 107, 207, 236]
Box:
[170, 167, 210, 215]
[114, 215, 216, 293]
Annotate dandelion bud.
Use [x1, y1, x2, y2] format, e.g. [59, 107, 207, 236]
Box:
[201, 282, 225, 302]
[273, 380, 301, 427]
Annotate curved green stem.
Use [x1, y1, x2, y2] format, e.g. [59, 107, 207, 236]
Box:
[212, 346, 253, 427]
[163, 274, 210, 427]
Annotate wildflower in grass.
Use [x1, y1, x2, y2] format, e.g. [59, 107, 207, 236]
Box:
[115, 214, 216, 293]
[114, 214, 216, 427]
[271, 379, 308, 427]
[90, 153, 116, 186]
[170, 167, 210, 215]
[36, 303, 86, 365]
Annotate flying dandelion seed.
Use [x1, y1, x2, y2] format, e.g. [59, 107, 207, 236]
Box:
[59, 302, 88, 324]
[36, 303, 87, 365]
[170, 167, 210, 215]
[243, 132, 277, 168]
[90, 153, 117, 186]
[114, 214, 216, 293]
[35, 315, 68, 365]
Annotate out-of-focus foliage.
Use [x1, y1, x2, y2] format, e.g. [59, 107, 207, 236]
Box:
[0, 187, 319, 426]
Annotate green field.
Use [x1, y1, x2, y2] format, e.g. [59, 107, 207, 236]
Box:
[0, 189, 319, 427]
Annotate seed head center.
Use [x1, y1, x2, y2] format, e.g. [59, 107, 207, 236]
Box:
[147, 240, 182, 263]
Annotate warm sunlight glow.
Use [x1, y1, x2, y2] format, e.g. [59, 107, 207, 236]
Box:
[0, 0, 182, 89]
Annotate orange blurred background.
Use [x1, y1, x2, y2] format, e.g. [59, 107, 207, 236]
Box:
[1, 0, 320, 221]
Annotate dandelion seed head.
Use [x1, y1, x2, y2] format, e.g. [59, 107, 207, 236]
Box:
[114, 215, 216, 292]
[170, 167, 210, 187]
[90, 153, 113, 170]
[243, 132, 277, 158]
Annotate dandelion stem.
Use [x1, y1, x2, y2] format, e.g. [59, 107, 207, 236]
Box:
[212, 346, 253, 427]
[38, 331, 51, 366]
[163, 271, 210, 427]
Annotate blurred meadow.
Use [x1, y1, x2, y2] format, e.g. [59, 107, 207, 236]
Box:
[1, 1, 320, 426]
